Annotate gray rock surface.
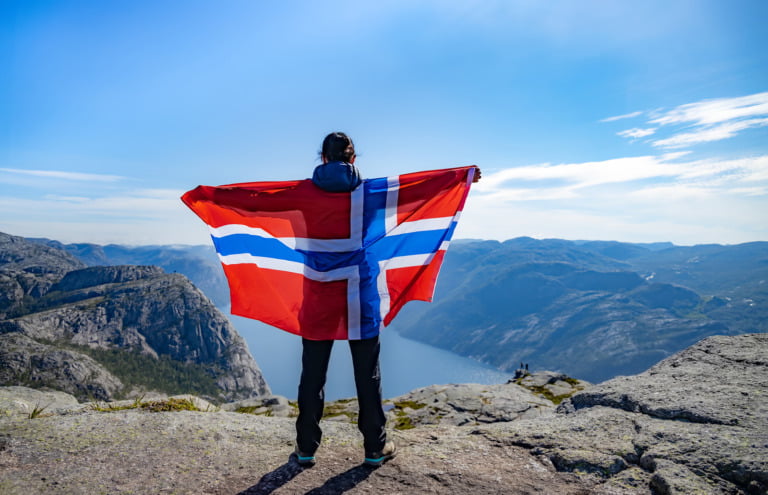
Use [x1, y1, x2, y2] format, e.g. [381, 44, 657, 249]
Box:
[0, 401, 611, 494]
[303, 373, 585, 428]
[0, 386, 79, 416]
[385, 382, 556, 427]
[479, 334, 768, 494]
[0, 333, 764, 493]
[568, 333, 767, 427]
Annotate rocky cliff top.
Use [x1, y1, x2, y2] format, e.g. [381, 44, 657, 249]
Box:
[1, 333, 765, 494]
[51, 265, 164, 292]
[0, 232, 85, 275]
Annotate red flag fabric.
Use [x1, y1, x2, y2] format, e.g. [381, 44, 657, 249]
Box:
[181, 166, 476, 340]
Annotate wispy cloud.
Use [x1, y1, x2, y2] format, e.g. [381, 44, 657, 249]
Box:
[476, 154, 768, 201]
[0, 187, 205, 245]
[600, 110, 643, 122]
[650, 92, 768, 126]
[651, 118, 768, 148]
[608, 92, 768, 149]
[617, 127, 657, 139]
[462, 153, 768, 245]
[0, 168, 126, 182]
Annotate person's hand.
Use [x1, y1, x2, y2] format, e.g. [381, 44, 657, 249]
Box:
[472, 166, 482, 183]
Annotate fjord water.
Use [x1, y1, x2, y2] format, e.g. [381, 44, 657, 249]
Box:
[230, 315, 512, 401]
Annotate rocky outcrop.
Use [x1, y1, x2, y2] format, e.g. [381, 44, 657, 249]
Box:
[0, 232, 85, 276]
[0, 233, 269, 402]
[0, 233, 86, 318]
[51, 265, 164, 292]
[0, 334, 764, 494]
[480, 334, 768, 494]
[0, 386, 80, 416]
[0, 333, 123, 400]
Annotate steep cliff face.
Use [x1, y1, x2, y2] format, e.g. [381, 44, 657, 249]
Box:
[0, 232, 269, 402]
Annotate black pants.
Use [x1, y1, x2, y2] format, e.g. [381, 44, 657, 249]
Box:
[295, 336, 387, 455]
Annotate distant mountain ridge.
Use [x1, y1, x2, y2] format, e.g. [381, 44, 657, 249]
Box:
[29, 238, 229, 308]
[25, 234, 768, 385]
[0, 232, 268, 402]
[389, 237, 768, 382]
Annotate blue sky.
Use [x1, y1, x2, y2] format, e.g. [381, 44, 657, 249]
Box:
[1, 0, 767, 246]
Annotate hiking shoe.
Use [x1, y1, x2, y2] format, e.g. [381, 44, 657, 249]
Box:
[293, 448, 316, 467]
[364, 441, 397, 467]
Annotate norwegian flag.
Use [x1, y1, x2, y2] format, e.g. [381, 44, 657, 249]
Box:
[181, 166, 476, 340]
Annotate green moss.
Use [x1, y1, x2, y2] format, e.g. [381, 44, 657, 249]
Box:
[392, 415, 415, 430]
[234, 405, 273, 416]
[393, 400, 426, 411]
[524, 385, 572, 405]
[141, 398, 199, 412]
[91, 402, 135, 412]
[92, 397, 200, 413]
[235, 405, 260, 414]
[322, 402, 358, 422]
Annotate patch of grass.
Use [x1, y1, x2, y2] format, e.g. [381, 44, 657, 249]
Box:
[91, 402, 135, 412]
[393, 400, 426, 411]
[322, 403, 358, 421]
[390, 401, 428, 430]
[523, 385, 575, 405]
[234, 405, 273, 416]
[28, 403, 49, 419]
[141, 398, 199, 413]
[92, 397, 200, 413]
[392, 411, 415, 430]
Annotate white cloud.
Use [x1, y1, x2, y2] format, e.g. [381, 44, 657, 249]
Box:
[464, 153, 768, 244]
[0, 168, 126, 182]
[617, 127, 657, 139]
[458, 191, 768, 245]
[600, 110, 643, 122]
[652, 118, 768, 148]
[44, 195, 91, 202]
[475, 155, 687, 196]
[610, 92, 768, 149]
[650, 92, 768, 126]
[0, 187, 204, 245]
[479, 154, 768, 199]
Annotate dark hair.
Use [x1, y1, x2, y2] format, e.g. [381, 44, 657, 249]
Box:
[321, 132, 355, 163]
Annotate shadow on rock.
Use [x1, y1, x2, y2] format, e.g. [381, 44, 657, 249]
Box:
[304, 465, 376, 494]
[238, 459, 306, 494]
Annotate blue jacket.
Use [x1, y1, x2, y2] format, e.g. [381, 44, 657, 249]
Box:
[311, 161, 362, 192]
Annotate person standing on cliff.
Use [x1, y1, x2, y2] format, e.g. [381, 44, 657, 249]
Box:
[181, 132, 481, 468]
[293, 132, 396, 468]
[293, 132, 481, 468]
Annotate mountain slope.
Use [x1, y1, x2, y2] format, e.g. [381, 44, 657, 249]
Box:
[0, 232, 268, 402]
[391, 238, 767, 382]
[29, 238, 230, 308]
